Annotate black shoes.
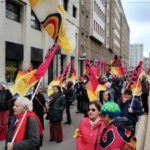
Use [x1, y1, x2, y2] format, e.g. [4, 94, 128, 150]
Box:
[56, 140, 62, 143]
[49, 139, 55, 142]
[64, 121, 71, 124]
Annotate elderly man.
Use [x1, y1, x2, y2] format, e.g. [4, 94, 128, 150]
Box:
[5, 97, 43, 150]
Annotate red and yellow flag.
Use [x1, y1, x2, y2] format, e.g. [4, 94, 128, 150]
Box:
[29, 0, 72, 52]
[68, 61, 76, 83]
[84, 60, 99, 101]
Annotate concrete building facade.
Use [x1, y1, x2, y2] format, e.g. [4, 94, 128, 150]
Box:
[0, 0, 79, 86]
[129, 44, 144, 68]
[143, 53, 150, 70]
[78, 0, 130, 75]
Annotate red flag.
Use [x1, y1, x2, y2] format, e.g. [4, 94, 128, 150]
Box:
[110, 56, 125, 76]
[91, 60, 101, 78]
[125, 61, 143, 89]
[68, 60, 76, 81]
[59, 62, 71, 83]
[84, 60, 99, 101]
[29, 44, 58, 84]
[103, 62, 110, 73]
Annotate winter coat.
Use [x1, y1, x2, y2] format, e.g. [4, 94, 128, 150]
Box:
[0, 90, 12, 111]
[48, 92, 65, 123]
[33, 93, 46, 128]
[77, 117, 105, 150]
[63, 87, 75, 104]
[99, 117, 135, 150]
[141, 79, 149, 95]
[5, 116, 40, 150]
[119, 97, 142, 123]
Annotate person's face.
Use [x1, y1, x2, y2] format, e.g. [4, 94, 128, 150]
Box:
[88, 104, 100, 121]
[123, 94, 132, 101]
[101, 115, 110, 126]
[53, 87, 59, 94]
[36, 86, 42, 93]
[13, 100, 26, 115]
[0, 85, 4, 90]
[103, 92, 109, 101]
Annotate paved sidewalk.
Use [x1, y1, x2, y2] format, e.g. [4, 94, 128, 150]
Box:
[0, 104, 83, 150]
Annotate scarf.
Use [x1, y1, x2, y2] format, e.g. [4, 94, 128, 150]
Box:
[13, 111, 43, 142]
[89, 116, 101, 129]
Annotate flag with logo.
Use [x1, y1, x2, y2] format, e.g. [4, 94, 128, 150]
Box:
[29, 0, 72, 52]
[84, 60, 99, 101]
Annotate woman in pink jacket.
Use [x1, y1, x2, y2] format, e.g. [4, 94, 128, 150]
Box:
[76, 100, 105, 150]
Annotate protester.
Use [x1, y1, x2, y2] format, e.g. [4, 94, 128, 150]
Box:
[0, 82, 12, 141]
[99, 91, 110, 104]
[33, 86, 46, 128]
[5, 96, 43, 150]
[119, 88, 142, 132]
[76, 100, 105, 150]
[141, 75, 150, 114]
[47, 85, 65, 143]
[100, 101, 136, 150]
[33, 86, 46, 149]
[74, 76, 84, 113]
[62, 81, 74, 124]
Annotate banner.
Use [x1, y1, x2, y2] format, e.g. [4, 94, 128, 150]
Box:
[29, 0, 72, 52]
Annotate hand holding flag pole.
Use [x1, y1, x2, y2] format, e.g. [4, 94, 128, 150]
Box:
[11, 77, 43, 144]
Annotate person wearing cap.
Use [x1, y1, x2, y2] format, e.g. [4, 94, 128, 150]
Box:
[0, 83, 12, 141]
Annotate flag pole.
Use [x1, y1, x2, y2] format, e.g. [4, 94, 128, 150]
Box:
[11, 77, 43, 144]
[31, 77, 43, 102]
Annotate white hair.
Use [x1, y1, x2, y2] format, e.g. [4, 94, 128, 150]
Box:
[16, 97, 33, 111]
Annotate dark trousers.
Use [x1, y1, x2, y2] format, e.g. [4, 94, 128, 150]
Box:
[142, 94, 149, 113]
[50, 122, 63, 141]
[76, 96, 82, 112]
[66, 103, 71, 123]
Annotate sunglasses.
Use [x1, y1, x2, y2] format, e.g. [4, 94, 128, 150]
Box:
[88, 108, 96, 112]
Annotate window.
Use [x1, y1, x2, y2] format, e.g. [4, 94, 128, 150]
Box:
[31, 11, 41, 30]
[6, 0, 21, 22]
[73, 5, 77, 18]
[63, 0, 69, 11]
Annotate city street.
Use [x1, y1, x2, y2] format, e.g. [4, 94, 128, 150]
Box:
[0, 104, 83, 150]
[0, 97, 150, 150]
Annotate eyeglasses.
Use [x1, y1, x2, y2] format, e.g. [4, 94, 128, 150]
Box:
[88, 108, 96, 112]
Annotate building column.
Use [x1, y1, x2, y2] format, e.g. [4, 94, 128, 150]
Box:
[22, 4, 31, 70]
[0, 1, 6, 81]
[42, 31, 53, 86]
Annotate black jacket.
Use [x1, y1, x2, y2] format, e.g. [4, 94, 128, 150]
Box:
[5, 116, 40, 150]
[119, 97, 143, 123]
[48, 92, 65, 122]
[0, 89, 12, 111]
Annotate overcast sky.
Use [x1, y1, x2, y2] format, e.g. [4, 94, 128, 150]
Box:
[121, 0, 150, 57]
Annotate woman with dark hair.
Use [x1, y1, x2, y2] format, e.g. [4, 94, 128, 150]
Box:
[76, 100, 105, 150]
[32, 86, 46, 150]
[47, 85, 65, 143]
[62, 81, 74, 124]
[99, 91, 110, 105]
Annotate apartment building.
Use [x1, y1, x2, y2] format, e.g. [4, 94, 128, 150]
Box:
[0, 0, 79, 85]
[79, 0, 130, 75]
[129, 44, 144, 68]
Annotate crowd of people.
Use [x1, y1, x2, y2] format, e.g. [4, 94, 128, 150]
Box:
[0, 73, 149, 150]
